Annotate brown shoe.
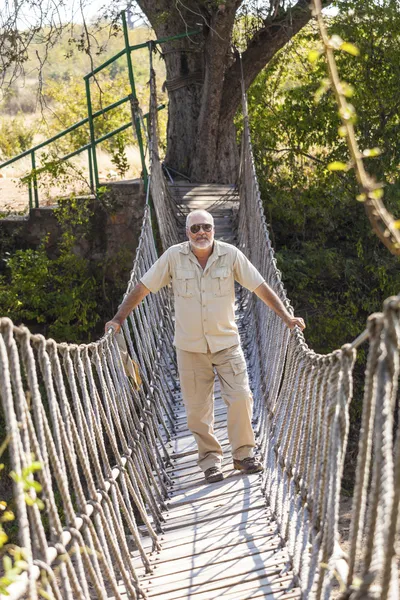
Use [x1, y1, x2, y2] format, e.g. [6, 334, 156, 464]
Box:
[233, 457, 263, 474]
[204, 466, 224, 484]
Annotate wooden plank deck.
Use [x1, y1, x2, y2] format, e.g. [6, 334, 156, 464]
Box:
[115, 185, 300, 600]
[128, 393, 300, 599]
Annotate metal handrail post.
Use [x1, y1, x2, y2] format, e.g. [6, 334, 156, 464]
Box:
[28, 181, 33, 210]
[31, 151, 39, 208]
[85, 78, 99, 189]
[122, 10, 148, 189]
[88, 147, 94, 193]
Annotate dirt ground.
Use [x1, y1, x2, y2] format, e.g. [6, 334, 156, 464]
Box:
[0, 145, 142, 213]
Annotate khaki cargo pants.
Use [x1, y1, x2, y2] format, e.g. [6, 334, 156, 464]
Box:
[176, 344, 255, 472]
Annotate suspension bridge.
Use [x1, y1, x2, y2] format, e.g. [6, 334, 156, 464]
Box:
[0, 29, 399, 600]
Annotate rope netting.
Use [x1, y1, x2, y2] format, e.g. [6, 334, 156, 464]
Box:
[0, 178, 179, 598]
[238, 83, 400, 599]
[0, 59, 398, 600]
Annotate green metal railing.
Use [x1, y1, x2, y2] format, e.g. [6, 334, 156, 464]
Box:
[0, 12, 200, 209]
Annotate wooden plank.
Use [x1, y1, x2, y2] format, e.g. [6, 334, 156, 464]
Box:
[166, 457, 232, 477]
[167, 488, 263, 515]
[169, 467, 239, 488]
[169, 439, 231, 461]
[134, 511, 275, 552]
[170, 186, 236, 193]
[145, 575, 297, 600]
[114, 582, 300, 600]
[171, 187, 237, 192]
[169, 182, 236, 187]
[138, 506, 268, 539]
[142, 550, 289, 597]
[165, 492, 264, 522]
[168, 473, 260, 506]
[138, 539, 283, 580]
[162, 499, 267, 531]
[173, 196, 238, 203]
[132, 524, 278, 568]
[136, 507, 277, 549]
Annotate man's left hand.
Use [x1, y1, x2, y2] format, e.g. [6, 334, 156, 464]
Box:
[286, 316, 306, 331]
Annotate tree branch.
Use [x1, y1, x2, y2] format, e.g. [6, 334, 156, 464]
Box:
[220, 0, 333, 123]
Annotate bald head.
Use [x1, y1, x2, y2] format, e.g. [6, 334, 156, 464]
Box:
[186, 209, 214, 229]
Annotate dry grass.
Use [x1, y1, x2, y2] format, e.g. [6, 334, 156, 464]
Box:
[0, 145, 142, 213]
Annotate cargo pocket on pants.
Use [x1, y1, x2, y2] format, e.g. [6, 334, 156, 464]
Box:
[230, 358, 249, 391]
[179, 369, 196, 405]
[231, 359, 246, 376]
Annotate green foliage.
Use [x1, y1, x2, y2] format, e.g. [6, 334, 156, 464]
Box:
[246, 0, 400, 356]
[110, 134, 130, 177]
[0, 114, 35, 160]
[245, 0, 400, 490]
[0, 241, 99, 343]
[0, 445, 43, 596]
[0, 194, 100, 342]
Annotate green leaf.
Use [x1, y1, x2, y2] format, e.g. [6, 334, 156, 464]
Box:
[363, 147, 381, 157]
[314, 78, 331, 104]
[1, 511, 15, 523]
[338, 81, 355, 98]
[339, 104, 357, 123]
[308, 49, 321, 63]
[356, 194, 367, 202]
[341, 42, 360, 56]
[3, 556, 12, 573]
[24, 493, 35, 507]
[0, 529, 8, 548]
[369, 188, 384, 200]
[28, 480, 42, 493]
[36, 498, 45, 510]
[327, 161, 348, 171]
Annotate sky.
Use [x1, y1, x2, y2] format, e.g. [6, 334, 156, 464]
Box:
[0, 0, 143, 29]
[0, 1, 337, 30]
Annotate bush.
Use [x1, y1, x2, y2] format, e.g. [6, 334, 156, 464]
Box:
[0, 114, 35, 160]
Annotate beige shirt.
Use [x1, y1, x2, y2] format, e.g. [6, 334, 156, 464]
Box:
[140, 240, 265, 353]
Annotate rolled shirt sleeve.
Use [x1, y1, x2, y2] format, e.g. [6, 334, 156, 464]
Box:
[233, 249, 265, 292]
[140, 249, 172, 293]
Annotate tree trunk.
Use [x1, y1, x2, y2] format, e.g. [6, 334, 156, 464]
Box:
[137, 0, 326, 183]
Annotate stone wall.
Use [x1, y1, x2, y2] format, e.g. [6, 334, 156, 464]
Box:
[0, 179, 146, 283]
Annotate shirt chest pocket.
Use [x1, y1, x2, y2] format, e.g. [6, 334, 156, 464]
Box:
[175, 268, 196, 298]
[211, 267, 232, 297]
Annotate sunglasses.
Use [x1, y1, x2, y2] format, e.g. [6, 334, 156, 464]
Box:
[189, 223, 213, 234]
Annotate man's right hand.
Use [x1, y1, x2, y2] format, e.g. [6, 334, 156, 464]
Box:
[104, 283, 151, 335]
[105, 320, 121, 334]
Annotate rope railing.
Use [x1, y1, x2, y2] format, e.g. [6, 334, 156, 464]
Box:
[238, 78, 399, 599]
[0, 148, 180, 600]
[148, 51, 183, 249]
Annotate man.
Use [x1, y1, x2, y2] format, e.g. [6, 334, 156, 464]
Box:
[105, 209, 305, 484]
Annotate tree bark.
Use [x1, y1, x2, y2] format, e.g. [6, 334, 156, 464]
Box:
[137, 0, 332, 183]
